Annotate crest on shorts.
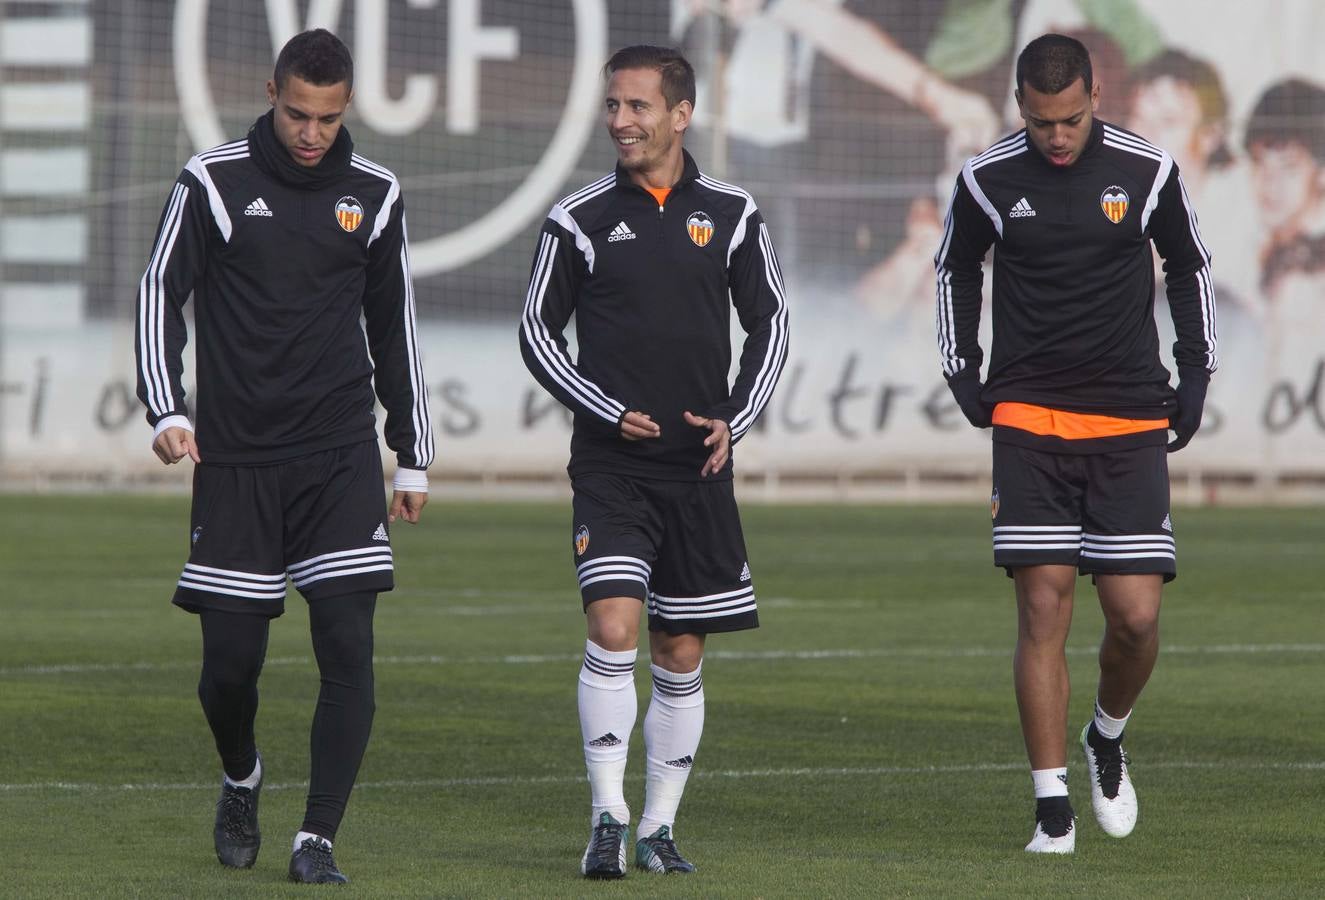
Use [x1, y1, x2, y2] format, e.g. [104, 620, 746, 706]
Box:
[574, 524, 590, 556]
[991, 487, 1000, 520]
[686, 211, 715, 247]
[335, 196, 364, 232]
[191, 525, 203, 546]
[1100, 186, 1129, 224]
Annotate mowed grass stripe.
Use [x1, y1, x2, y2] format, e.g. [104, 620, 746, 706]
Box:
[5, 758, 1325, 793]
[4, 640, 1322, 676]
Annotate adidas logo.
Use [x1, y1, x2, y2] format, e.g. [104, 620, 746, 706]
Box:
[1009, 197, 1036, 218]
[607, 221, 636, 242]
[244, 197, 273, 217]
[589, 732, 622, 748]
[739, 562, 751, 582]
[1161, 513, 1173, 533]
[1056, 773, 1068, 785]
[372, 522, 389, 542]
[665, 755, 693, 769]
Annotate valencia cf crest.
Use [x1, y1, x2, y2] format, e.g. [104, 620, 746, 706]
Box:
[1100, 186, 1129, 224]
[335, 196, 364, 232]
[991, 487, 1000, 520]
[574, 524, 590, 556]
[686, 211, 715, 247]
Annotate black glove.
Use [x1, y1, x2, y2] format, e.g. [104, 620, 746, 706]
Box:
[1167, 367, 1210, 452]
[947, 373, 994, 428]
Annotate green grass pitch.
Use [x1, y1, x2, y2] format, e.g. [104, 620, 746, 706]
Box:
[1, 496, 1322, 897]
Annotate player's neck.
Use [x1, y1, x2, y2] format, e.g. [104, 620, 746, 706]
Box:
[629, 151, 684, 191]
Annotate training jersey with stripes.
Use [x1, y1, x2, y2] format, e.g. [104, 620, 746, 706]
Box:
[934, 119, 1217, 446]
[520, 150, 789, 480]
[135, 111, 434, 470]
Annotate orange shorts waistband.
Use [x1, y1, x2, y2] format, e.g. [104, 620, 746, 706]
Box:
[992, 402, 1169, 440]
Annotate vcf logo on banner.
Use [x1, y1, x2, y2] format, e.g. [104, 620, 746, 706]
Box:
[173, 0, 606, 276]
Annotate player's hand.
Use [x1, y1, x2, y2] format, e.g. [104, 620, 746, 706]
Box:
[947, 375, 994, 429]
[152, 426, 201, 465]
[620, 410, 661, 441]
[1167, 370, 1210, 453]
[684, 411, 730, 477]
[389, 490, 427, 524]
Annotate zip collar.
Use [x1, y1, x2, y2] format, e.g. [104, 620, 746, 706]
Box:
[614, 148, 702, 199]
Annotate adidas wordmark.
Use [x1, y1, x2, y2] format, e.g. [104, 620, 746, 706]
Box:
[1009, 197, 1036, 218]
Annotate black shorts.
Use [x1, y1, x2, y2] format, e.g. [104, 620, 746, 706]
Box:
[569, 472, 758, 635]
[173, 440, 393, 617]
[990, 442, 1176, 581]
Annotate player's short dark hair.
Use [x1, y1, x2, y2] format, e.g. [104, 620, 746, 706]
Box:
[273, 28, 353, 94]
[1244, 78, 1325, 164]
[1016, 33, 1092, 95]
[604, 45, 696, 110]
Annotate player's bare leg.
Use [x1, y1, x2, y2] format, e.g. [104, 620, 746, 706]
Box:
[579, 596, 643, 878]
[1095, 574, 1162, 716]
[1013, 564, 1077, 852]
[635, 631, 704, 873]
[1080, 573, 1161, 838]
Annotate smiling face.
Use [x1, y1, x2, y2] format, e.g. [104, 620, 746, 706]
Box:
[1017, 76, 1099, 168]
[266, 75, 351, 167]
[604, 66, 691, 188]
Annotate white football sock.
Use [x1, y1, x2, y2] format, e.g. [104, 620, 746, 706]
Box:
[224, 754, 262, 790]
[293, 830, 331, 852]
[578, 639, 637, 826]
[1093, 698, 1131, 740]
[639, 661, 704, 839]
[1031, 767, 1069, 799]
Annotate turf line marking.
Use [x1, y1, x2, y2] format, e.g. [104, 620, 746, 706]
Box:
[4, 760, 1322, 794]
[4, 642, 1323, 677]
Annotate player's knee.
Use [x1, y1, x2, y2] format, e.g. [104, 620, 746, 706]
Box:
[1017, 592, 1071, 642]
[588, 621, 638, 652]
[650, 633, 704, 672]
[1106, 608, 1159, 652]
[198, 660, 260, 698]
[585, 599, 641, 651]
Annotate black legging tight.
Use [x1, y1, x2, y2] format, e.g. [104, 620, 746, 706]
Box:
[198, 591, 376, 841]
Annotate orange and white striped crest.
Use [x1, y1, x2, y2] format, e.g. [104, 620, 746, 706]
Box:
[686, 211, 715, 247]
[1100, 186, 1129, 224]
[574, 524, 590, 556]
[335, 196, 364, 232]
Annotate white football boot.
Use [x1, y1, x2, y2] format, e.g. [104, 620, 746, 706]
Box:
[1025, 811, 1076, 854]
[1081, 723, 1138, 837]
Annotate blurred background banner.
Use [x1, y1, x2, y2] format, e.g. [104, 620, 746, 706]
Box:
[3, 0, 1324, 495]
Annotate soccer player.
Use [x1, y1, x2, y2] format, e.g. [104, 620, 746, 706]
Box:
[934, 34, 1216, 853]
[134, 29, 433, 884]
[519, 45, 789, 878]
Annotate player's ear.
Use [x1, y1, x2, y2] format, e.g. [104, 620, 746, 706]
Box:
[266, 79, 278, 107]
[673, 98, 693, 134]
[1089, 80, 1100, 113]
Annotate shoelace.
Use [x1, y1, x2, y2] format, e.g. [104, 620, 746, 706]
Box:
[296, 839, 338, 874]
[1040, 810, 1074, 838]
[588, 823, 626, 860]
[1094, 744, 1130, 798]
[643, 835, 688, 868]
[218, 788, 255, 839]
